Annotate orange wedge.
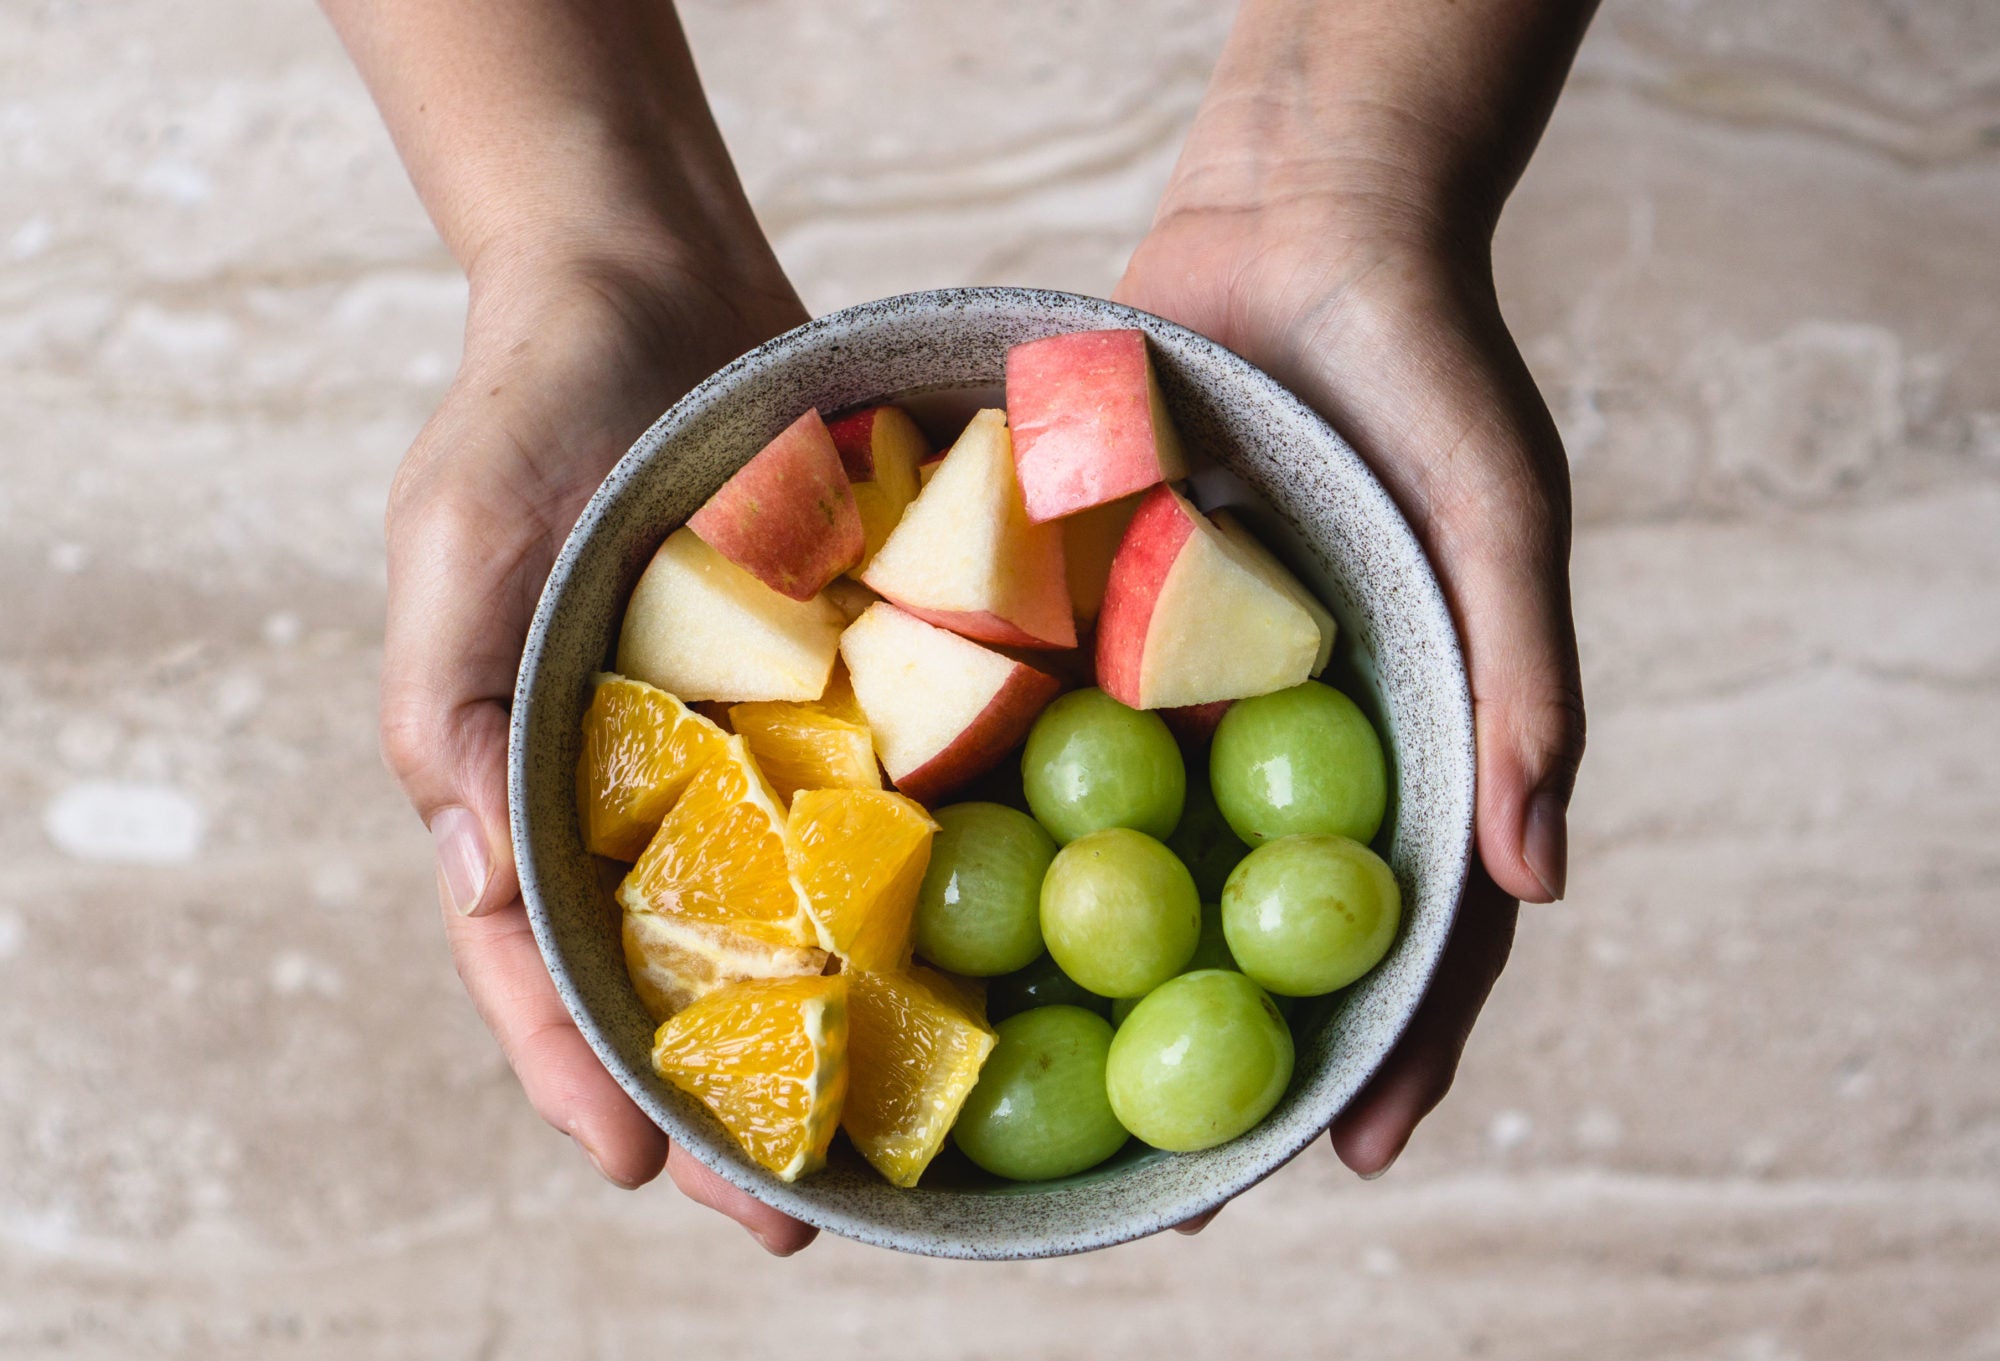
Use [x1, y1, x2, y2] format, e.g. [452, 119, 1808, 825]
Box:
[622, 909, 828, 1022]
[576, 674, 728, 860]
[787, 789, 936, 971]
[843, 968, 995, 1187]
[651, 974, 849, 1182]
[818, 661, 868, 727]
[617, 735, 821, 950]
[728, 700, 881, 805]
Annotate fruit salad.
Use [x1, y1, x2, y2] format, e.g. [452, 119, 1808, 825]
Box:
[574, 329, 1401, 1187]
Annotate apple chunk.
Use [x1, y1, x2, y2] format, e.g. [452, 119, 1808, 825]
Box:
[1095, 485, 1321, 709]
[860, 408, 1076, 650]
[618, 528, 844, 703]
[1006, 329, 1189, 523]
[826, 404, 930, 571]
[1209, 508, 1338, 675]
[1062, 492, 1143, 624]
[688, 408, 863, 601]
[839, 602, 1060, 805]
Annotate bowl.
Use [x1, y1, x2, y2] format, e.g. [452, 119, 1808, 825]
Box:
[508, 286, 1474, 1259]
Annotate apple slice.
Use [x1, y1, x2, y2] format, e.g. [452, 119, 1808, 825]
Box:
[1005, 329, 1189, 523]
[1061, 492, 1143, 624]
[1161, 700, 1232, 749]
[823, 576, 880, 624]
[827, 404, 931, 571]
[1095, 485, 1320, 709]
[617, 528, 844, 703]
[860, 408, 1076, 650]
[839, 602, 1060, 805]
[687, 408, 864, 601]
[1208, 508, 1338, 675]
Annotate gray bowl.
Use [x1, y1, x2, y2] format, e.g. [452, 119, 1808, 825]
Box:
[508, 287, 1474, 1259]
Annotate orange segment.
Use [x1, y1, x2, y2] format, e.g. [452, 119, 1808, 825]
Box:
[651, 974, 849, 1182]
[617, 735, 820, 950]
[843, 968, 995, 1187]
[623, 910, 829, 1022]
[576, 673, 728, 860]
[728, 700, 882, 805]
[818, 661, 868, 727]
[787, 789, 936, 971]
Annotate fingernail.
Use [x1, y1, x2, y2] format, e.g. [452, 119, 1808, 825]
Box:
[1360, 1149, 1401, 1181]
[1522, 787, 1569, 903]
[574, 1135, 641, 1190]
[432, 806, 492, 915]
[1174, 1208, 1220, 1235]
[750, 1227, 795, 1257]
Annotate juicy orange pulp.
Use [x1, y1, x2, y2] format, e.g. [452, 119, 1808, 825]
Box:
[651, 974, 849, 1182]
[576, 673, 728, 860]
[728, 700, 881, 805]
[617, 734, 821, 950]
[622, 908, 828, 1022]
[787, 789, 936, 971]
[843, 968, 995, 1187]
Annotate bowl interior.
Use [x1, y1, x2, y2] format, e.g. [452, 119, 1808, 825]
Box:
[509, 287, 1474, 1258]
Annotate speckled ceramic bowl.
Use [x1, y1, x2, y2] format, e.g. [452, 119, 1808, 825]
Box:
[509, 287, 1474, 1259]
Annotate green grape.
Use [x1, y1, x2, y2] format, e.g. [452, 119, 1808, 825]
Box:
[912, 802, 1057, 977]
[1221, 833, 1401, 996]
[1039, 828, 1201, 998]
[951, 1006, 1130, 1181]
[1166, 769, 1249, 900]
[986, 953, 1113, 1022]
[1105, 970, 1294, 1152]
[1022, 688, 1185, 844]
[1210, 681, 1388, 846]
[1107, 902, 1292, 1024]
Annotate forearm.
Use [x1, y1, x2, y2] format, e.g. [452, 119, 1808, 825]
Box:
[320, 0, 777, 284]
[1167, 0, 1599, 236]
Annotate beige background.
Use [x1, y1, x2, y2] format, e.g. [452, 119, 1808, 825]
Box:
[4, 0, 1998, 1356]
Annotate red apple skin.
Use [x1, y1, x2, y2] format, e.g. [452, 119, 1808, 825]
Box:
[1006, 329, 1188, 523]
[1161, 701, 1231, 749]
[881, 598, 1075, 652]
[1094, 484, 1196, 707]
[825, 404, 930, 481]
[688, 408, 864, 601]
[891, 664, 1061, 805]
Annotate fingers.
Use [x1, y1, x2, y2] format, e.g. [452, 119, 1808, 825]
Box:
[1173, 1207, 1222, 1235]
[666, 1146, 819, 1256]
[1331, 870, 1518, 1176]
[440, 887, 670, 1187]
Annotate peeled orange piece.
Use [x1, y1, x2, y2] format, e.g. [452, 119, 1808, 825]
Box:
[623, 909, 829, 1022]
[843, 968, 995, 1187]
[787, 789, 937, 971]
[818, 661, 868, 727]
[728, 700, 881, 805]
[576, 673, 728, 860]
[651, 974, 849, 1182]
[617, 735, 821, 950]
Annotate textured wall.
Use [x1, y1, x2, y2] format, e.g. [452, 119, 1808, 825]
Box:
[3, 0, 1997, 1356]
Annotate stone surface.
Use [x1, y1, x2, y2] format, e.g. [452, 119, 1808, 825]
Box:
[2, 0, 1997, 1355]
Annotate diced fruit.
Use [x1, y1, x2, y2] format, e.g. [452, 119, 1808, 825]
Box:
[728, 700, 881, 805]
[1108, 901, 1294, 1026]
[839, 602, 1061, 804]
[1062, 493, 1143, 623]
[860, 409, 1076, 650]
[1221, 833, 1401, 996]
[1021, 687, 1185, 844]
[617, 528, 844, 703]
[622, 909, 828, 1022]
[787, 789, 937, 972]
[912, 802, 1056, 977]
[1005, 329, 1188, 523]
[1105, 970, 1292, 1152]
[823, 576, 880, 624]
[1160, 701, 1231, 749]
[688, 408, 863, 600]
[986, 953, 1113, 1023]
[1165, 769, 1248, 901]
[917, 449, 944, 488]
[1095, 485, 1321, 710]
[817, 661, 868, 726]
[952, 1006, 1130, 1181]
[616, 734, 821, 950]
[827, 404, 930, 570]
[650, 974, 849, 1182]
[575, 673, 729, 860]
[1039, 828, 1201, 998]
[1208, 509, 1337, 675]
[1210, 681, 1388, 845]
[843, 968, 996, 1187]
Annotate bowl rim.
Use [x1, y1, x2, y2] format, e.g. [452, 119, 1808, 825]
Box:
[509, 285, 1475, 1257]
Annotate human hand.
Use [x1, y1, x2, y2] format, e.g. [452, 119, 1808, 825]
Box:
[1118, 4, 1589, 1214]
[377, 244, 822, 1253]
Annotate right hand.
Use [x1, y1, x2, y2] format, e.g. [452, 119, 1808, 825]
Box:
[377, 242, 822, 1254]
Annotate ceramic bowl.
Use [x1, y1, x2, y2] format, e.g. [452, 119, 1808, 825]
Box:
[508, 286, 1474, 1259]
